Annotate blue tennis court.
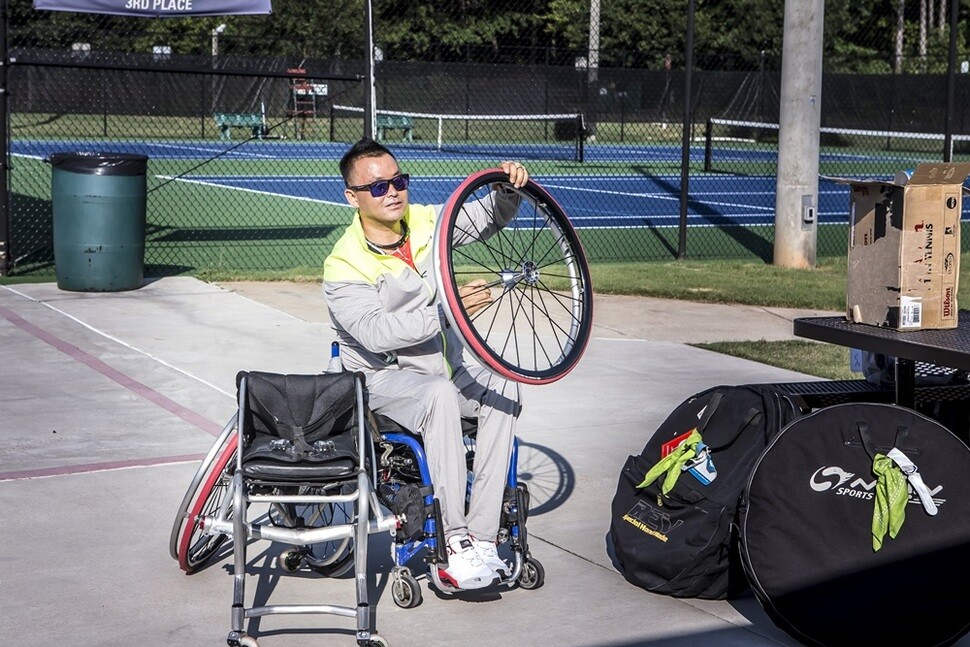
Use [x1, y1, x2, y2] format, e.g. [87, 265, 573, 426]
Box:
[10, 137, 877, 165]
[14, 137, 969, 229]
[166, 171, 861, 229]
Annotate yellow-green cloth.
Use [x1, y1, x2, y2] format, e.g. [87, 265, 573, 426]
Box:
[637, 429, 702, 495]
[872, 453, 907, 551]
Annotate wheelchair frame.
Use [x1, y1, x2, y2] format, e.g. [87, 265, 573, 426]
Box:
[171, 371, 546, 641]
[376, 421, 544, 608]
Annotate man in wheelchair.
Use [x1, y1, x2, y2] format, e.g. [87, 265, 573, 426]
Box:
[324, 138, 529, 590]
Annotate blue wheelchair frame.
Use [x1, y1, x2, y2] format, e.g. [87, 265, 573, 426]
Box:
[376, 426, 542, 606]
[380, 433, 521, 567]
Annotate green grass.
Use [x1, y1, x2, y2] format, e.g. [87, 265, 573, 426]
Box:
[193, 253, 970, 315]
[589, 257, 848, 310]
[693, 340, 858, 380]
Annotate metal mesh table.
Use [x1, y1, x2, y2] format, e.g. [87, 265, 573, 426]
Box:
[793, 313, 970, 408]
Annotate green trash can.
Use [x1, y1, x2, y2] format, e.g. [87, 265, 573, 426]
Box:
[49, 152, 148, 292]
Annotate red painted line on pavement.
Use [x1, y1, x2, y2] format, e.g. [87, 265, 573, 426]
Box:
[0, 303, 224, 480]
[0, 453, 203, 482]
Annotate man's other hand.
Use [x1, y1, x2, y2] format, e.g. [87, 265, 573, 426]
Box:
[458, 278, 493, 315]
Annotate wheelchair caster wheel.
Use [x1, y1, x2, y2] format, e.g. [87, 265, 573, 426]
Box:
[518, 556, 545, 590]
[279, 549, 303, 572]
[238, 637, 259, 647]
[360, 634, 389, 647]
[391, 570, 422, 609]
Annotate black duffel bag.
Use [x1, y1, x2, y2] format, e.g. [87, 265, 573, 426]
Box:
[610, 384, 801, 599]
[739, 402, 970, 647]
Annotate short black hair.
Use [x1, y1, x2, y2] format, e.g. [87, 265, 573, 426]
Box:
[339, 138, 396, 186]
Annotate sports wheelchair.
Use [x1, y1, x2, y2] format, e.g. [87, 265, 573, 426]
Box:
[170, 367, 544, 643]
[170, 370, 399, 647]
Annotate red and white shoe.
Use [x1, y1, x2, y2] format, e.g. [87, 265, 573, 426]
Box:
[473, 537, 511, 577]
[437, 534, 495, 590]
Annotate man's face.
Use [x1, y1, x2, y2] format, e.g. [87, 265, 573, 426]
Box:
[343, 153, 408, 228]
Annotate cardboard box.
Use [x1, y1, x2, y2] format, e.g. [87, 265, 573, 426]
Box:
[831, 162, 970, 330]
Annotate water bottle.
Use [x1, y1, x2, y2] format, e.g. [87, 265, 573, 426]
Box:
[326, 341, 343, 373]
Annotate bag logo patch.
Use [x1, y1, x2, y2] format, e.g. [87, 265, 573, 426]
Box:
[810, 465, 945, 506]
[622, 499, 684, 542]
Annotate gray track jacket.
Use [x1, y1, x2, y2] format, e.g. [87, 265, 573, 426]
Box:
[323, 190, 519, 377]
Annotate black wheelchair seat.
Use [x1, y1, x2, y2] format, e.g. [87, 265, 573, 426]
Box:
[238, 370, 362, 481]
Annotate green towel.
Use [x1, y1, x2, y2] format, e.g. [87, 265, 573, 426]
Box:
[637, 429, 702, 495]
[872, 453, 907, 551]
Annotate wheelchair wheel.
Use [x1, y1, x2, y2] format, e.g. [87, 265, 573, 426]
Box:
[169, 417, 235, 561]
[301, 499, 355, 578]
[391, 569, 423, 609]
[517, 556, 545, 590]
[433, 170, 593, 385]
[175, 430, 237, 573]
[270, 484, 355, 578]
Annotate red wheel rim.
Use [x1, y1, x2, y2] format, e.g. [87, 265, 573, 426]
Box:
[434, 169, 592, 384]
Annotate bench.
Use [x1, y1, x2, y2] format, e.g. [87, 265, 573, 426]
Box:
[768, 361, 970, 410]
[762, 363, 970, 440]
[213, 113, 267, 141]
[377, 115, 413, 142]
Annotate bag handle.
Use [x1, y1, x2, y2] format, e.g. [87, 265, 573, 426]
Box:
[857, 421, 909, 461]
[696, 392, 722, 433]
[697, 393, 761, 453]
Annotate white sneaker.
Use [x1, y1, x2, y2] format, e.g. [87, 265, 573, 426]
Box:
[473, 538, 510, 577]
[438, 534, 495, 590]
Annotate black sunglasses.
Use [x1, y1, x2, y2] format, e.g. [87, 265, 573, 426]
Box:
[348, 173, 410, 198]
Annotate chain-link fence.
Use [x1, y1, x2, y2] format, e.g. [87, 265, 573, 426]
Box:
[5, 0, 970, 275]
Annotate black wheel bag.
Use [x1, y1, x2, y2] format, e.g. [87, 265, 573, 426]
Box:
[739, 403, 970, 647]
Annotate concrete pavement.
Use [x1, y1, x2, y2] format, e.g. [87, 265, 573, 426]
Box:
[216, 280, 838, 344]
[0, 277, 942, 647]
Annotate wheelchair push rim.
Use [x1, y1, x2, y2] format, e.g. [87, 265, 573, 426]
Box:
[433, 170, 593, 385]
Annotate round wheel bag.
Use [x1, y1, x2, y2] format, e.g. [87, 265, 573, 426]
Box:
[739, 403, 970, 647]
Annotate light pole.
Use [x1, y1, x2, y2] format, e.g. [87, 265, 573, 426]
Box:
[211, 23, 226, 58]
[364, 0, 376, 139]
[586, 0, 600, 140]
[210, 24, 226, 116]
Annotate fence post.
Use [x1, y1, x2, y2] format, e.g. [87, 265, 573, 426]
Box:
[944, 0, 959, 162]
[0, 0, 9, 275]
[677, 0, 696, 261]
[703, 118, 713, 172]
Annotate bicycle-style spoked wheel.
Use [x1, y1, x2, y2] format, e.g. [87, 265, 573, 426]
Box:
[433, 170, 593, 384]
[175, 430, 237, 573]
[169, 416, 236, 561]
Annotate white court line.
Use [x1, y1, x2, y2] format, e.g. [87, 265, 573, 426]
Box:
[1, 284, 235, 401]
[539, 182, 777, 212]
[156, 175, 350, 207]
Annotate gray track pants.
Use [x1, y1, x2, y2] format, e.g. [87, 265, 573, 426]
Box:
[367, 365, 521, 542]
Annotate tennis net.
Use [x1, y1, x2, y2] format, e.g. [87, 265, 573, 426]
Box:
[329, 105, 586, 162]
[703, 118, 970, 177]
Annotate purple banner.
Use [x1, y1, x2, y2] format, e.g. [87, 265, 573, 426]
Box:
[33, 0, 271, 17]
